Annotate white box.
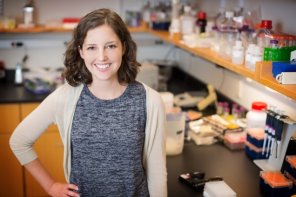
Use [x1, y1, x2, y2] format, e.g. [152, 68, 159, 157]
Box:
[136, 61, 159, 90]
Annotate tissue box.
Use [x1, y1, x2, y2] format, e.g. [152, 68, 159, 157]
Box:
[203, 180, 236, 197]
[272, 61, 296, 77]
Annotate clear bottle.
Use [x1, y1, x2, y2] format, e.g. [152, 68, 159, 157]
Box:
[232, 40, 244, 65]
[256, 20, 274, 51]
[214, 7, 226, 30]
[23, 0, 35, 26]
[245, 43, 255, 69]
[249, 45, 262, 71]
[246, 101, 267, 129]
[218, 11, 238, 60]
[180, 5, 195, 37]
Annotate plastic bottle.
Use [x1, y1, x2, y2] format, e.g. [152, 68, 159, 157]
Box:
[218, 11, 238, 60]
[256, 20, 274, 51]
[265, 39, 279, 61]
[249, 45, 262, 71]
[180, 5, 195, 37]
[214, 7, 226, 30]
[232, 40, 244, 65]
[15, 62, 23, 85]
[245, 43, 256, 69]
[23, 0, 35, 26]
[246, 101, 267, 129]
[196, 11, 207, 34]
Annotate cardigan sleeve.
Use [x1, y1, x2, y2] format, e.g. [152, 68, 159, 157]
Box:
[143, 85, 168, 197]
[9, 89, 59, 165]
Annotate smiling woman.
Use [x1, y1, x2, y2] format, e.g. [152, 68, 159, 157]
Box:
[10, 8, 167, 197]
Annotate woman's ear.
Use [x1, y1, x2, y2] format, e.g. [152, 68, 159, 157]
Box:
[78, 45, 84, 59]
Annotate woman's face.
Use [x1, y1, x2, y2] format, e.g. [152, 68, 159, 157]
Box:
[79, 24, 124, 85]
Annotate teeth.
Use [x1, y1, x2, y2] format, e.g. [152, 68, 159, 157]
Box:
[95, 64, 110, 69]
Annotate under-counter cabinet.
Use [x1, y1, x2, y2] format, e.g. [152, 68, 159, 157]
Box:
[21, 103, 66, 197]
[0, 103, 65, 197]
[0, 104, 24, 197]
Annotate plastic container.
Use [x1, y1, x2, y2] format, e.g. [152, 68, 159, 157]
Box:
[166, 112, 186, 156]
[284, 156, 296, 179]
[224, 132, 246, 150]
[159, 92, 174, 111]
[180, 5, 195, 37]
[246, 101, 267, 129]
[249, 45, 262, 71]
[246, 128, 265, 148]
[256, 20, 274, 50]
[23, 0, 35, 26]
[245, 43, 256, 69]
[245, 140, 268, 160]
[259, 171, 293, 197]
[196, 11, 207, 34]
[218, 11, 238, 60]
[232, 40, 244, 65]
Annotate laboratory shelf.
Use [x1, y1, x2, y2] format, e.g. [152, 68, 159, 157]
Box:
[149, 30, 296, 101]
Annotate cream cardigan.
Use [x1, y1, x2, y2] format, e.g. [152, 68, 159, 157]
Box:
[10, 82, 167, 197]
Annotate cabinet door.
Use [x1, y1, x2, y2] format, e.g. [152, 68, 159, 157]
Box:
[0, 104, 20, 134]
[0, 104, 24, 197]
[25, 131, 65, 197]
[21, 103, 66, 197]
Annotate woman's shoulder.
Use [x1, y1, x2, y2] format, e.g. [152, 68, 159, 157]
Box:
[48, 83, 83, 104]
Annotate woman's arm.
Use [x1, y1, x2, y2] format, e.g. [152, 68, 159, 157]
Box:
[144, 87, 168, 197]
[25, 159, 79, 197]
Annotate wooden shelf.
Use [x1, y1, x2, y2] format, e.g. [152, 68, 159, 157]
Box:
[1, 26, 295, 100]
[258, 62, 296, 100]
[0, 22, 149, 34]
[148, 30, 296, 101]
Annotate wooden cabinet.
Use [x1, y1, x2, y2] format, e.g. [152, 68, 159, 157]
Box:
[0, 104, 24, 197]
[20, 103, 66, 197]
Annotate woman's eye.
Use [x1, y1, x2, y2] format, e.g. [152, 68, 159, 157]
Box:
[106, 44, 117, 49]
[86, 46, 96, 50]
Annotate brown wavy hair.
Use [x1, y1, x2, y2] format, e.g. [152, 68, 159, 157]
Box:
[63, 8, 141, 86]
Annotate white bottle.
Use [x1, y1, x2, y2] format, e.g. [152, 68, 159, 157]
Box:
[245, 43, 255, 69]
[23, 1, 34, 25]
[249, 45, 262, 71]
[15, 62, 23, 85]
[232, 40, 244, 65]
[180, 5, 195, 37]
[246, 101, 267, 129]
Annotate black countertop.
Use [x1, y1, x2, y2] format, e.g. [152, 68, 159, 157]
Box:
[0, 82, 49, 103]
[167, 142, 263, 197]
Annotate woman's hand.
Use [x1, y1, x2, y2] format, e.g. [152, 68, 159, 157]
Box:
[48, 182, 79, 197]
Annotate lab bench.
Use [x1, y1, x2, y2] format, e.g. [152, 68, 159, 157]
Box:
[166, 67, 263, 197]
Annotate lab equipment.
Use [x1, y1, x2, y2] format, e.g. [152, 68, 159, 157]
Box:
[197, 84, 217, 111]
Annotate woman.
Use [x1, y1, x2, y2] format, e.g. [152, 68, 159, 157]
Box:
[10, 8, 167, 197]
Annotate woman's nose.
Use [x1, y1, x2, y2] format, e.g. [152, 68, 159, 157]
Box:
[97, 48, 107, 61]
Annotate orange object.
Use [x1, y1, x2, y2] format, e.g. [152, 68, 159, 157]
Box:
[286, 156, 296, 169]
[260, 171, 292, 188]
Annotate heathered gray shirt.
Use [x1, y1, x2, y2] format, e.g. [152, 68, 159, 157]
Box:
[70, 82, 149, 197]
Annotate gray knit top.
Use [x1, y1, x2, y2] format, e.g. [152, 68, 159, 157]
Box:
[69, 82, 149, 197]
